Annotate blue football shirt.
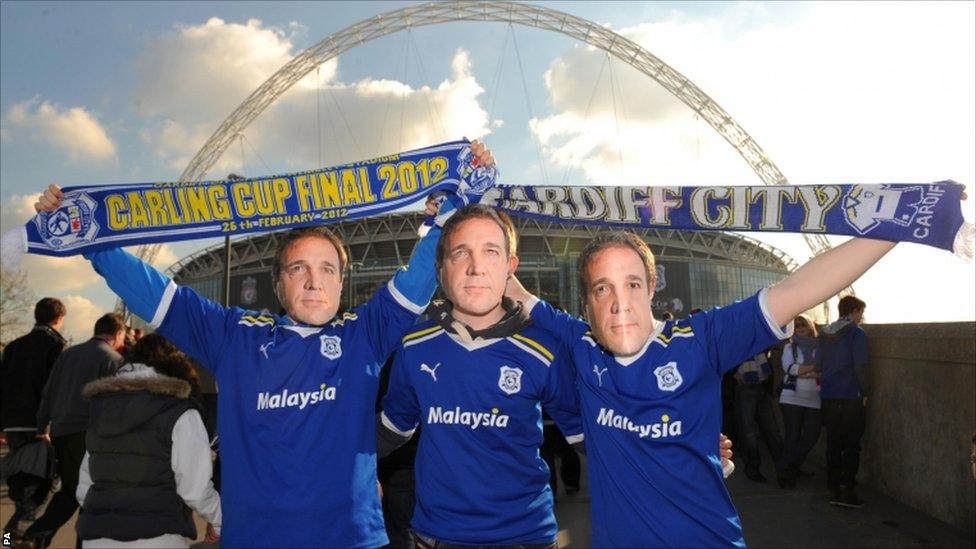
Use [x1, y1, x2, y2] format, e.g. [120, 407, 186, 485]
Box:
[87, 244, 438, 549]
[529, 290, 791, 548]
[381, 321, 582, 545]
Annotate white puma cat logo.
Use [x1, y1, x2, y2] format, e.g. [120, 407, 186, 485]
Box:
[420, 362, 441, 382]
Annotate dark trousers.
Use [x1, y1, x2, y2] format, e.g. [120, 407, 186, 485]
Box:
[822, 398, 865, 488]
[777, 403, 822, 479]
[540, 424, 580, 495]
[412, 531, 556, 549]
[380, 467, 416, 549]
[4, 432, 53, 533]
[735, 383, 783, 476]
[201, 393, 218, 442]
[24, 431, 86, 544]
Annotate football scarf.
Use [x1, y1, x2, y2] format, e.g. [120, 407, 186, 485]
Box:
[2, 139, 971, 270]
[2, 139, 495, 267]
[481, 181, 972, 258]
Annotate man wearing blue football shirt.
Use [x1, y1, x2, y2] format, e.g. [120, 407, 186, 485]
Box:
[32, 142, 496, 549]
[379, 206, 733, 548]
[378, 205, 582, 548]
[507, 231, 896, 547]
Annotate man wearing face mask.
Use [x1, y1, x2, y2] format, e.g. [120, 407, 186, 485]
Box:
[378, 205, 582, 548]
[378, 208, 732, 548]
[30, 141, 496, 549]
[507, 230, 897, 547]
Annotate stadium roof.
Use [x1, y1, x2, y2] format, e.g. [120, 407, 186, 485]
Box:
[167, 211, 798, 282]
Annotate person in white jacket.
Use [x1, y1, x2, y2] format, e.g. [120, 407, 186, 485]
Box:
[75, 334, 220, 548]
[776, 314, 822, 488]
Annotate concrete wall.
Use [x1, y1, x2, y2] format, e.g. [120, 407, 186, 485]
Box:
[857, 322, 975, 537]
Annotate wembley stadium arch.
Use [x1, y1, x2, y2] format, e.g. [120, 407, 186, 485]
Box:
[135, 0, 831, 268]
[131, 1, 824, 319]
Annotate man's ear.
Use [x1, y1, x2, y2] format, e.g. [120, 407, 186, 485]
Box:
[507, 254, 520, 277]
[273, 278, 284, 306]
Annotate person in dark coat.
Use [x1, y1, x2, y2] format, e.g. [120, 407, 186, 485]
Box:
[1, 298, 66, 536]
[16, 313, 124, 549]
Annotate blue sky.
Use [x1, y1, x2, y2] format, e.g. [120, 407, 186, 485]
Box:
[2, 1, 973, 341]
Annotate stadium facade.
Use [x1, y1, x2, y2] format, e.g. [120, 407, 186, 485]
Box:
[166, 212, 798, 318]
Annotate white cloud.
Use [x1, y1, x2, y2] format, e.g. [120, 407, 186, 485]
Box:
[123, 243, 179, 271]
[16, 255, 102, 293]
[134, 17, 490, 175]
[136, 17, 335, 122]
[533, 2, 974, 323]
[60, 294, 106, 344]
[151, 244, 180, 270]
[0, 194, 39, 233]
[139, 119, 216, 173]
[534, 2, 975, 192]
[3, 97, 118, 163]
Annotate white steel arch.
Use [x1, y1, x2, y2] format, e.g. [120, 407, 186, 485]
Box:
[137, 0, 833, 266]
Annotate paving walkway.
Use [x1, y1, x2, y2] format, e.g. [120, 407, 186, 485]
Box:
[552, 455, 972, 548]
[4, 456, 971, 548]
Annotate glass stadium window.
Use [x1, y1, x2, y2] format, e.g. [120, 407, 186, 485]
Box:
[519, 236, 547, 254]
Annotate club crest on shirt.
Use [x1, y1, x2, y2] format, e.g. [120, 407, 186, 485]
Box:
[319, 335, 342, 360]
[498, 366, 523, 395]
[653, 362, 682, 392]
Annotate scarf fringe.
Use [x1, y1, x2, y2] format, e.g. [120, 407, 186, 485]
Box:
[953, 221, 974, 262]
[0, 227, 27, 271]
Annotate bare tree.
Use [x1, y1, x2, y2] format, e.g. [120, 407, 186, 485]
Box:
[1, 267, 36, 345]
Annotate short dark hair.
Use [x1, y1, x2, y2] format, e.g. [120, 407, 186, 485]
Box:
[34, 297, 66, 325]
[125, 333, 200, 400]
[93, 313, 126, 337]
[436, 204, 518, 270]
[577, 231, 656, 303]
[838, 295, 866, 318]
[271, 226, 349, 286]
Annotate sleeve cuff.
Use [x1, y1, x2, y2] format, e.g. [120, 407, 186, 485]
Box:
[758, 287, 794, 340]
[380, 411, 417, 438]
[150, 280, 178, 328]
[386, 279, 428, 315]
[565, 433, 584, 445]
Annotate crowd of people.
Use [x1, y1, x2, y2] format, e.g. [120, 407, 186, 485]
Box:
[1, 302, 221, 548]
[1, 140, 899, 548]
[721, 295, 871, 509]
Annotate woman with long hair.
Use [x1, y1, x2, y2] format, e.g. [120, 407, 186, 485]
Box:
[777, 315, 822, 488]
[74, 333, 220, 547]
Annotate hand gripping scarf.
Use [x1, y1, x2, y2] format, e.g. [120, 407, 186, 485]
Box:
[2, 139, 971, 270]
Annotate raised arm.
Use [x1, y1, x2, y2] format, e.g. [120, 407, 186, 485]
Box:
[505, 274, 589, 341]
[766, 238, 896, 327]
[362, 141, 495, 356]
[35, 185, 231, 370]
